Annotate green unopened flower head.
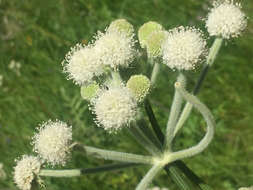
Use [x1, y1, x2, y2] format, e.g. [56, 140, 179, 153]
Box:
[81, 82, 100, 101]
[138, 21, 163, 48]
[107, 19, 134, 36]
[146, 31, 168, 58]
[127, 75, 151, 102]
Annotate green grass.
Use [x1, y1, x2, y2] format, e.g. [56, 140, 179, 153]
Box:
[0, 0, 253, 189]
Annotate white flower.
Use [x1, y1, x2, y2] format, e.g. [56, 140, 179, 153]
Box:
[63, 44, 103, 85]
[93, 29, 136, 69]
[92, 87, 137, 131]
[162, 26, 207, 70]
[14, 155, 41, 190]
[206, 0, 247, 39]
[32, 120, 72, 166]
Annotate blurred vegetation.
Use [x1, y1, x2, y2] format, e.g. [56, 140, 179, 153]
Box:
[0, 0, 252, 189]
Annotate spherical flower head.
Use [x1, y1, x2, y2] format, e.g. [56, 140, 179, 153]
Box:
[107, 19, 134, 37]
[63, 44, 103, 85]
[206, 0, 247, 39]
[14, 155, 41, 190]
[32, 120, 72, 166]
[138, 21, 163, 48]
[81, 82, 100, 101]
[93, 29, 136, 69]
[162, 26, 207, 70]
[92, 87, 137, 131]
[145, 30, 168, 58]
[126, 75, 151, 102]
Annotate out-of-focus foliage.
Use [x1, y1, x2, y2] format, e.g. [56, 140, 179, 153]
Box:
[0, 0, 252, 189]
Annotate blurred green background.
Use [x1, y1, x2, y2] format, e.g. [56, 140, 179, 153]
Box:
[0, 0, 252, 189]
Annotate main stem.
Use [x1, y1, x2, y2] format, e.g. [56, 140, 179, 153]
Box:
[136, 164, 164, 190]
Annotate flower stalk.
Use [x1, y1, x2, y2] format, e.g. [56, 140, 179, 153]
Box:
[79, 144, 153, 164]
[173, 37, 222, 137]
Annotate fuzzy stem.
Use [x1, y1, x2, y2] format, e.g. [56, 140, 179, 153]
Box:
[39, 163, 140, 177]
[80, 144, 153, 164]
[151, 61, 160, 85]
[128, 124, 162, 156]
[165, 82, 215, 162]
[173, 38, 222, 137]
[136, 164, 164, 190]
[206, 38, 223, 67]
[165, 74, 185, 150]
[39, 169, 81, 177]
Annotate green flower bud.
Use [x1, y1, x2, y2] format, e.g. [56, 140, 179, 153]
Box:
[138, 21, 163, 48]
[146, 30, 168, 58]
[127, 75, 151, 102]
[81, 82, 99, 101]
[108, 19, 134, 36]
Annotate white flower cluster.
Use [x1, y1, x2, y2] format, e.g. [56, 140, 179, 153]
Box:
[14, 155, 41, 190]
[92, 86, 137, 131]
[63, 19, 136, 85]
[162, 26, 207, 70]
[206, 0, 247, 39]
[32, 120, 72, 166]
[14, 120, 73, 190]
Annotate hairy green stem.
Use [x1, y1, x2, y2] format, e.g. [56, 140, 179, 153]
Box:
[128, 124, 162, 156]
[151, 61, 160, 85]
[173, 38, 222, 137]
[78, 144, 153, 164]
[39, 169, 81, 177]
[136, 164, 164, 190]
[165, 74, 185, 150]
[165, 82, 215, 162]
[39, 163, 140, 177]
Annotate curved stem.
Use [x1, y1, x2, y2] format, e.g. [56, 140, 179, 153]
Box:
[165, 82, 215, 162]
[165, 73, 185, 150]
[173, 103, 193, 137]
[173, 37, 222, 137]
[136, 164, 164, 190]
[79, 144, 153, 164]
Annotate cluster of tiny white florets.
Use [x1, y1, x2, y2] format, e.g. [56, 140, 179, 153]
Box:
[92, 86, 137, 131]
[63, 44, 103, 85]
[162, 26, 207, 70]
[14, 155, 41, 190]
[206, 0, 247, 39]
[93, 29, 136, 69]
[32, 120, 72, 166]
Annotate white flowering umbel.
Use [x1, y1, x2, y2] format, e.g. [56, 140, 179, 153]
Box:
[206, 0, 247, 39]
[94, 29, 136, 69]
[14, 155, 41, 190]
[32, 120, 72, 166]
[162, 26, 207, 70]
[92, 87, 137, 131]
[63, 44, 103, 85]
